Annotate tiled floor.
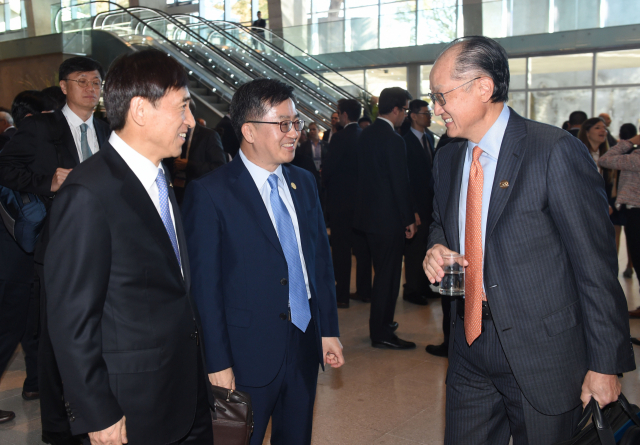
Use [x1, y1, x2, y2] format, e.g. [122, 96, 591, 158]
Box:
[2, 239, 640, 445]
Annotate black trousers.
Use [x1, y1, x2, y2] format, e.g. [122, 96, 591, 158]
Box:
[403, 221, 431, 297]
[0, 278, 38, 391]
[35, 263, 71, 433]
[446, 314, 582, 444]
[352, 228, 372, 300]
[330, 222, 354, 305]
[237, 317, 319, 445]
[367, 230, 405, 341]
[626, 208, 640, 280]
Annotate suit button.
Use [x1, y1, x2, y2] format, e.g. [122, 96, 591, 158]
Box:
[280, 278, 288, 285]
[64, 402, 70, 407]
[69, 416, 75, 422]
[279, 313, 287, 320]
[190, 333, 197, 340]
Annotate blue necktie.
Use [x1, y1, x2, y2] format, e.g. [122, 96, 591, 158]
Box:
[79, 123, 93, 161]
[156, 168, 182, 268]
[267, 174, 311, 332]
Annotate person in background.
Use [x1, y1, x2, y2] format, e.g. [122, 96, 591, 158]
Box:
[291, 122, 322, 191]
[598, 112, 618, 148]
[358, 116, 372, 129]
[215, 113, 240, 159]
[322, 112, 343, 143]
[568, 110, 587, 137]
[252, 11, 266, 39]
[183, 78, 343, 445]
[41, 86, 67, 111]
[618, 123, 637, 279]
[561, 121, 571, 131]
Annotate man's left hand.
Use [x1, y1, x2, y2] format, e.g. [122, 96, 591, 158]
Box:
[322, 337, 345, 368]
[581, 370, 621, 408]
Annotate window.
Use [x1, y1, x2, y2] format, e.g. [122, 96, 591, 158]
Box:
[529, 54, 593, 89]
[200, 0, 224, 20]
[596, 49, 640, 85]
[365, 66, 407, 96]
[0, 0, 26, 33]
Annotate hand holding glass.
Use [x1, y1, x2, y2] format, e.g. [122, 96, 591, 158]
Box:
[439, 253, 465, 296]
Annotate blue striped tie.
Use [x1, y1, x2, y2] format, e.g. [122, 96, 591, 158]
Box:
[267, 174, 311, 332]
[156, 168, 182, 268]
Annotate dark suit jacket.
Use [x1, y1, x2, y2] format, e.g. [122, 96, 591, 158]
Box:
[0, 109, 109, 263]
[215, 116, 240, 159]
[290, 145, 321, 192]
[44, 143, 201, 443]
[353, 118, 414, 234]
[0, 127, 16, 151]
[322, 125, 343, 143]
[323, 123, 360, 226]
[182, 155, 340, 387]
[297, 139, 328, 172]
[403, 131, 434, 224]
[185, 123, 227, 184]
[428, 109, 635, 415]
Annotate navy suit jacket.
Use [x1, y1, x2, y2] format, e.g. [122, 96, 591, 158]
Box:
[182, 154, 340, 388]
[428, 109, 635, 415]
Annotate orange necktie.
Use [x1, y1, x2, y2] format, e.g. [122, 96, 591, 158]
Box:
[465, 146, 486, 345]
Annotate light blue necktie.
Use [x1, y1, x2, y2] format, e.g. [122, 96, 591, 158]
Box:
[79, 123, 93, 161]
[268, 174, 311, 332]
[156, 168, 182, 268]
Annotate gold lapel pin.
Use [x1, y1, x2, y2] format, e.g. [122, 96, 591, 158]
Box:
[291, 182, 297, 190]
[500, 180, 509, 189]
[169, 182, 173, 188]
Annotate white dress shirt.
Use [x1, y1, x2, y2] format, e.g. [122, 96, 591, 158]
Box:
[239, 149, 312, 299]
[109, 132, 182, 273]
[61, 104, 100, 162]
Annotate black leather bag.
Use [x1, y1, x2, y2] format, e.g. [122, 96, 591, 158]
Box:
[555, 394, 640, 445]
[210, 386, 253, 445]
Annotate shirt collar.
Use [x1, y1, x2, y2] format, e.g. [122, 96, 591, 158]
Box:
[410, 127, 425, 141]
[3, 126, 15, 133]
[62, 103, 94, 129]
[109, 132, 164, 191]
[239, 149, 284, 190]
[467, 103, 510, 160]
[377, 117, 395, 130]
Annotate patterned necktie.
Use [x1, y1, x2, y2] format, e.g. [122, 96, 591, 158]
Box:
[79, 123, 93, 161]
[156, 168, 182, 268]
[267, 174, 311, 332]
[465, 146, 485, 345]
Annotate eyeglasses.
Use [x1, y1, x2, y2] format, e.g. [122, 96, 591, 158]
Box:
[246, 119, 305, 133]
[402, 107, 410, 115]
[63, 78, 103, 90]
[412, 111, 432, 116]
[427, 77, 481, 107]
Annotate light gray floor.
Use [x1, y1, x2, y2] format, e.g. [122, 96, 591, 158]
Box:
[2, 235, 640, 445]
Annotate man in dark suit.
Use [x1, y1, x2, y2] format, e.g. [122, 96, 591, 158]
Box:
[296, 121, 328, 173]
[44, 49, 212, 445]
[0, 56, 110, 445]
[0, 111, 15, 150]
[182, 78, 344, 445]
[424, 36, 635, 444]
[322, 112, 343, 144]
[215, 114, 240, 158]
[323, 99, 364, 308]
[568, 110, 587, 137]
[354, 87, 417, 349]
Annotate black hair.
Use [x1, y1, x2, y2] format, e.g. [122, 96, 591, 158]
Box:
[408, 99, 429, 122]
[437, 36, 510, 103]
[41, 86, 67, 111]
[337, 99, 362, 122]
[229, 78, 296, 141]
[11, 90, 54, 127]
[308, 122, 318, 129]
[619, 123, 638, 141]
[561, 121, 570, 131]
[378, 87, 412, 115]
[59, 56, 105, 82]
[569, 111, 588, 126]
[104, 49, 190, 131]
[358, 116, 372, 125]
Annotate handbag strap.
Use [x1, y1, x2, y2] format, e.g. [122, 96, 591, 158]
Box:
[618, 394, 640, 428]
[589, 397, 617, 445]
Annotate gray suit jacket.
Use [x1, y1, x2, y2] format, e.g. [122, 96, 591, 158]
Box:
[428, 109, 635, 415]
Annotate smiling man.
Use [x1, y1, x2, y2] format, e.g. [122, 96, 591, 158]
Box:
[182, 78, 344, 445]
[43, 49, 212, 445]
[423, 36, 635, 444]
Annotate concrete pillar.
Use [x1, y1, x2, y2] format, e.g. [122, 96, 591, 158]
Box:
[406, 62, 420, 99]
[462, 0, 482, 36]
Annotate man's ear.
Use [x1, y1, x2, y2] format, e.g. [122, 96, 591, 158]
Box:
[478, 77, 495, 103]
[241, 123, 255, 144]
[128, 96, 147, 127]
[59, 80, 68, 95]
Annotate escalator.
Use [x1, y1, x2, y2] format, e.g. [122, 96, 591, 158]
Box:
[56, 2, 372, 130]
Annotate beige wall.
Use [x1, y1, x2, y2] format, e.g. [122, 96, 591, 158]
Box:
[0, 53, 68, 109]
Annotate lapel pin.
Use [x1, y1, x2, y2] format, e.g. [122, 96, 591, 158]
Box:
[291, 182, 297, 190]
[169, 182, 173, 188]
[500, 180, 509, 189]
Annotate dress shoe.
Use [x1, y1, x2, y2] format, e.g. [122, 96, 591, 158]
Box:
[0, 410, 15, 424]
[425, 342, 449, 357]
[372, 336, 416, 350]
[22, 390, 40, 400]
[42, 430, 83, 445]
[629, 308, 640, 319]
[337, 301, 349, 309]
[632, 338, 640, 346]
[350, 292, 371, 303]
[403, 293, 429, 306]
[388, 321, 398, 331]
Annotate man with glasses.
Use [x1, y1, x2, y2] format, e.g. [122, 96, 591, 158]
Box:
[354, 87, 417, 349]
[182, 78, 344, 445]
[423, 36, 634, 444]
[0, 56, 109, 445]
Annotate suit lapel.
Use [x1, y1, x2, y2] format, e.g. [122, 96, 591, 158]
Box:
[95, 119, 110, 148]
[53, 110, 81, 166]
[167, 170, 190, 289]
[228, 156, 285, 259]
[282, 165, 311, 266]
[485, 110, 528, 242]
[446, 141, 467, 253]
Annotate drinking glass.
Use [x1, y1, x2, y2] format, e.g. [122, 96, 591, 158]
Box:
[439, 253, 465, 296]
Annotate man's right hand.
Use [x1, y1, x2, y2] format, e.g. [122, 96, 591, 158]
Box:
[51, 168, 72, 192]
[423, 244, 468, 284]
[89, 416, 127, 445]
[209, 367, 235, 390]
